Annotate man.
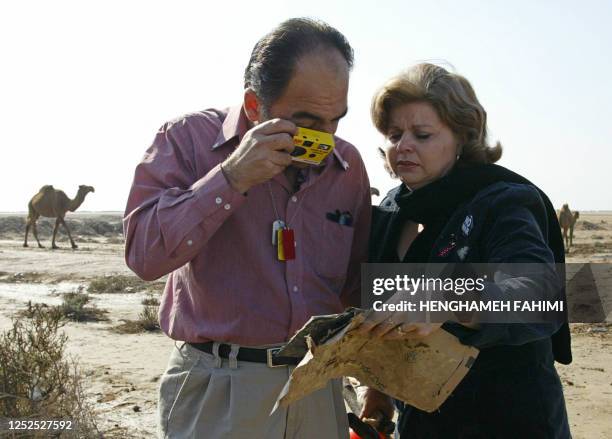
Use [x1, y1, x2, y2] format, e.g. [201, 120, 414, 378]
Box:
[123, 18, 371, 438]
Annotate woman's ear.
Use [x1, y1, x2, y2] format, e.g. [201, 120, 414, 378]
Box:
[456, 139, 464, 160]
[243, 89, 263, 123]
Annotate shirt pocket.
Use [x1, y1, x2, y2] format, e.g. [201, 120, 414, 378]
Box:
[314, 219, 355, 281]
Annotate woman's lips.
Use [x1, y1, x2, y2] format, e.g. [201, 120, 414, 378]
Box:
[397, 160, 419, 169]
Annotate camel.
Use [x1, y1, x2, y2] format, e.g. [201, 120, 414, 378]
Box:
[23, 185, 95, 249]
[558, 203, 579, 250]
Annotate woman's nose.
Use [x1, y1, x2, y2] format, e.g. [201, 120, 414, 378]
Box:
[396, 134, 416, 152]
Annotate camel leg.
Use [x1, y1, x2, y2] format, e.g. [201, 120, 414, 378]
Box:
[59, 218, 78, 249]
[569, 225, 574, 247]
[32, 220, 44, 248]
[23, 222, 30, 247]
[51, 218, 60, 249]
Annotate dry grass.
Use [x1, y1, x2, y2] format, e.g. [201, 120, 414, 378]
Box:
[87, 275, 164, 295]
[0, 271, 46, 284]
[113, 304, 160, 334]
[0, 304, 101, 438]
[140, 294, 160, 306]
[18, 289, 109, 323]
[58, 292, 109, 322]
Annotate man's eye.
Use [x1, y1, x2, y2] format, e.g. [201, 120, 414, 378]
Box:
[293, 120, 313, 129]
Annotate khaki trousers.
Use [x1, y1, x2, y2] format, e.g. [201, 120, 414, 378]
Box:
[158, 342, 349, 439]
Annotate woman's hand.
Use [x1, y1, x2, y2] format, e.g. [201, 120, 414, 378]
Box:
[360, 387, 395, 421]
[353, 290, 443, 340]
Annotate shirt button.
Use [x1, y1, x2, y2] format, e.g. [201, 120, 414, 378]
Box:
[224, 203, 231, 210]
[187, 239, 193, 246]
[215, 197, 222, 205]
[293, 286, 299, 292]
[291, 196, 298, 202]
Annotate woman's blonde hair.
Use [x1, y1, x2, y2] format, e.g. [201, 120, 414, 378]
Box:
[371, 63, 502, 164]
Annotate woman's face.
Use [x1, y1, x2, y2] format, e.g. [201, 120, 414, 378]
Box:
[384, 101, 459, 190]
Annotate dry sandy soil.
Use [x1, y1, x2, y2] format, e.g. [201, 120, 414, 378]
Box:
[0, 212, 611, 438]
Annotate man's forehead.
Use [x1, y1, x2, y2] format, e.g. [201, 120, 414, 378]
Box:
[279, 59, 349, 118]
[293, 47, 350, 75]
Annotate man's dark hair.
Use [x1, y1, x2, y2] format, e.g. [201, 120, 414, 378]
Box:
[244, 18, 354, 106]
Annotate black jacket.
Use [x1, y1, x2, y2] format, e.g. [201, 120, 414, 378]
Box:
[371, 181, 571, 438]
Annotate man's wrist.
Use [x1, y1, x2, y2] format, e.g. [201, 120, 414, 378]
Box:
[221, 161, 249, 194]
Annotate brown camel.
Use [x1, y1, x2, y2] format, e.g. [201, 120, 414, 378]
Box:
[558, 203, 579, 250]
[23, 185, 95, 249]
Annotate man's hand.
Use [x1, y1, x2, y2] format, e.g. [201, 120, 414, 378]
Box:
[222, 118, 296, 193]
[360, 387, 394, 421]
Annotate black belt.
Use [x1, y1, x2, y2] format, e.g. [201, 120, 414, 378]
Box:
[188, 342, 301, 367]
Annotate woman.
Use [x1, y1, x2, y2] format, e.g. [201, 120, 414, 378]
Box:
[357, 63, 572, 438]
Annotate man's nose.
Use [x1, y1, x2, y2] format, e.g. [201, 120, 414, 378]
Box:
[316, 121, 338, 135]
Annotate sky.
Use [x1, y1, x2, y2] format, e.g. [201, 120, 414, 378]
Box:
[1, 0, 611, 212]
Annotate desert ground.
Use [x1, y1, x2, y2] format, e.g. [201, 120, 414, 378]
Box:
[0, 211, 611, 438]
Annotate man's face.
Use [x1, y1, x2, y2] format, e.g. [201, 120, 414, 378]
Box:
[263, 48, 349, 134]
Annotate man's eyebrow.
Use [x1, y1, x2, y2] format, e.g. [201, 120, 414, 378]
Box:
[291, 108, 349, 122]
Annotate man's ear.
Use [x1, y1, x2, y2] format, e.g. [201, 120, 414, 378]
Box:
[243, 89, 263, 123]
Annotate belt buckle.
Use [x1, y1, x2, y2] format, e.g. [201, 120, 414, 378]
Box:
[266, 347, 285, 368]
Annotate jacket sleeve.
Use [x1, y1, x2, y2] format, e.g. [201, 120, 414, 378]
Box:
[123, 120, 246, 281]
[448, 185, 563, 349]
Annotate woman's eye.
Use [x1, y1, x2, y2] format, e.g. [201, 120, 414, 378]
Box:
[388, 133, 402, 143]
[416, 133, 431, 140]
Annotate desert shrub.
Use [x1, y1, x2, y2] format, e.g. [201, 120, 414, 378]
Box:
[19, 291, 108, 323]
[88, 276, 134, 294]
[138, 305, 160, 331]
[113, 304, 160, 334]
[88, 275, 164, 295]
[140, 295, 160, 306]
[0, 272, 46, 284]
[58, 293, 108, 322]
[0, 304, 100, 437]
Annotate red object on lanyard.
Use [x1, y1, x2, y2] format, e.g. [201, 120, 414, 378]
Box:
[349, 429, 385, 439]
[281, 228, 295, 260]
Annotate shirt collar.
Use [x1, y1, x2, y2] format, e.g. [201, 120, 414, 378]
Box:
[332, 148, 349, 171]
[212, 105, 249, 150]
[211, 104, 349, 172]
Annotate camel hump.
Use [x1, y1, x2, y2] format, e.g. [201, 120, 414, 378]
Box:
[39, 185, 55, 193]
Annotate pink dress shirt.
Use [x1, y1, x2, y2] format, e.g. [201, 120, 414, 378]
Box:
[123, 106, 371, 345]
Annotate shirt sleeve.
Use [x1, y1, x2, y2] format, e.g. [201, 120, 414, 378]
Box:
[123, 121, 246, 280]
[446, 198, 563, 349]
[340, 160, 372, 308]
